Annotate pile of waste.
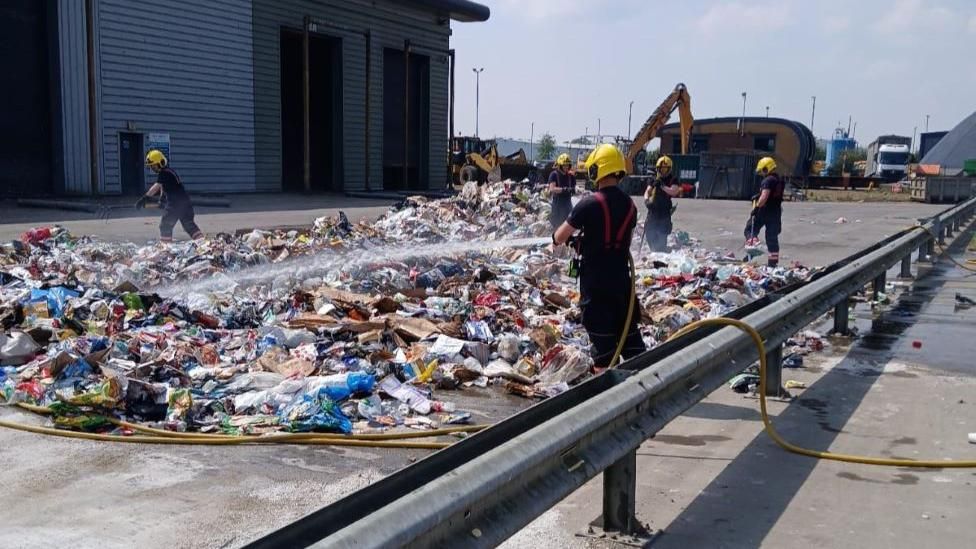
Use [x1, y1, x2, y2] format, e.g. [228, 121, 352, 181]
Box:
[1, 182, 812, 436]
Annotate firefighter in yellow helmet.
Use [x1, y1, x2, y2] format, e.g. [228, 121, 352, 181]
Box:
[642, 155, 680, 252]
[548, 153, 576, 228]
[552, 144, 646, 368]
[137, 149, 204, 242]
[744, 156, 785, 266]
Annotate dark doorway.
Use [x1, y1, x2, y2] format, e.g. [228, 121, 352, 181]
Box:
[119, 132, 145, 196]
[280, 28, 341, 192]
[0, 0, 54, 196]
[383, 48, 430, 190]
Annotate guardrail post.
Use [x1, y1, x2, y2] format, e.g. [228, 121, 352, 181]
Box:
[945, 221, 954, 238]
[936, 221, 946, 245]
[833, 298, 850, 335]
[899, 255, 912, 279]
[602, 449, 638, 535]
[764, 343, 784, 397]
[873, 271, 887, 300]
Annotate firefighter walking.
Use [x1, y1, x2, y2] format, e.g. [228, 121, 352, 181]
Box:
[744, 156, 785, 267]
[137, 149, 204, 242]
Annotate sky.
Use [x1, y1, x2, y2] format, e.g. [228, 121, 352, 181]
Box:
[450, 0, 976, 146]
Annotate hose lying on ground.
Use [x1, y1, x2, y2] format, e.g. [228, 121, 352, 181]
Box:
[669, 317, 976, 468]
[0, 402, 485, 449]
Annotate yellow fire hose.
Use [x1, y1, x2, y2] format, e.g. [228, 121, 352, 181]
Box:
[669, 317, 976, 468]
[915, 225, 976, 272]
[0, 402, 485, 449]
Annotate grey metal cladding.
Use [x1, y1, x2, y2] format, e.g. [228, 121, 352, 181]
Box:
[252, 0, 451, 191]
[97, 0, 256, 193]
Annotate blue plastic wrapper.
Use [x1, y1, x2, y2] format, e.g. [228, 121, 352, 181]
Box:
[28, 286, 81, 318]
[60, 358, 93, 380]
[282, 393, 352, 434]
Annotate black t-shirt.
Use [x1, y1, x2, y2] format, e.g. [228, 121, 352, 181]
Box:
[648, 173, 675, 217]
[548, 170, 575, 205]
[566, 186, 637, 289]
[156, 167, 190, 205]
[760, 174, 785, 211]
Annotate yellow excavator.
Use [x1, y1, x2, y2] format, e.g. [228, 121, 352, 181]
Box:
[626, 83, 693, 176]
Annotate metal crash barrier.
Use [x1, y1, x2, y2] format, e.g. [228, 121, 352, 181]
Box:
[247, 197, 976, 549]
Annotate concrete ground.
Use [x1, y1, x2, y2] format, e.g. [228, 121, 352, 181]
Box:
[0, 196, 960, 548]
[1, 193, 942, 268]
[0, 194, 394, 243]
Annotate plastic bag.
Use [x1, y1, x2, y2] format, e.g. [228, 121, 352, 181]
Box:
[0, 332, 41, 366]
[282, 393, 352, 433]
[537, 346, 592, 385]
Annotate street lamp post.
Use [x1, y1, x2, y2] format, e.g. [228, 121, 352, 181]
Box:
[597, 118, 601, 143]
[628, 101, 634, 140]
[739, 92, 747, 134]
[530, 122, 534, 162]
[810, 95, 816, 133]
[765, 105, 769, 118]
[925, 114, 930, 133]
[472, 67, 484, 137]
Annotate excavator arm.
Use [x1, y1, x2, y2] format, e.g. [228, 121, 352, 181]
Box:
[626, 83, 693, 174]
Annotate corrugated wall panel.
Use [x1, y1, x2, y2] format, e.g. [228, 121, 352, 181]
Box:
[56, 0, 92, 194]
[252, 0, 451, 192]
[97, 0, 255, 193]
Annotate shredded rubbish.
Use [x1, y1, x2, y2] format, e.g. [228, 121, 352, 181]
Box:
[1, 182, 811, 436]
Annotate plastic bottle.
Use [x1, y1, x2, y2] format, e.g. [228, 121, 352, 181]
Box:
[315, 372, 376, 401]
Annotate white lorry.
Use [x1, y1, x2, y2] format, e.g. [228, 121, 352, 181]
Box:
[871, 143, 911, 180]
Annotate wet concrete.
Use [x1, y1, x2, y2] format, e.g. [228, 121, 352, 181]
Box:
[505, 224, 976, 549]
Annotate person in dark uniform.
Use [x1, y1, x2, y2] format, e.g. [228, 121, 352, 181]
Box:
[643, 155, 680, 252]
[744, 156, 785, 267]
[553, 144, 646, 368]
[137, 149, 204, 243]
[548, 153, 576, 229]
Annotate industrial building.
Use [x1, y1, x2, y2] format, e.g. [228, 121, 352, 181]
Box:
[658, 117, 816, 178]
[0, 0, 489, 198]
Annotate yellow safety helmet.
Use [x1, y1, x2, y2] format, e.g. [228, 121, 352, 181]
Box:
[585, 144, 627, 182]
[146, 149, 168, 169]
[756, 156, 776, 175]
[555, 153, 572, 167]
[656, 155, 673, 171]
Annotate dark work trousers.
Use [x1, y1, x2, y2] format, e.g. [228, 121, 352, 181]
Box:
[744, 209, 782, 265]
[644, 214, 672, 252]
[159, 200, 202, 241]
[550, 197, 573, 229]
[580, 287, 646, 367]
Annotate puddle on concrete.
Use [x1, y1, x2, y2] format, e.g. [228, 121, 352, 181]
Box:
[892, 436, 917, 445]
[652, 434, 731, 447]
[837, 471, 881, 484]
[891, 473, 920, 485]
[817, 421, 845, 433]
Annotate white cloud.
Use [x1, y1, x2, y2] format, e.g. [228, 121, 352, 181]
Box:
[822, 15, 850, 33]
[697, 2, 791, 33]
[872, 0, 954, 34]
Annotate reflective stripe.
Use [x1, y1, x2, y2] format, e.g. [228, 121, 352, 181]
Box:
[592, 191, 636, 250]
[615, 204, 636, 248]
[592, 192, 613, 248]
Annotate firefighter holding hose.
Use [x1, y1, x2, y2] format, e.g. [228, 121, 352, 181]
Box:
[552, 144, 646, 368]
